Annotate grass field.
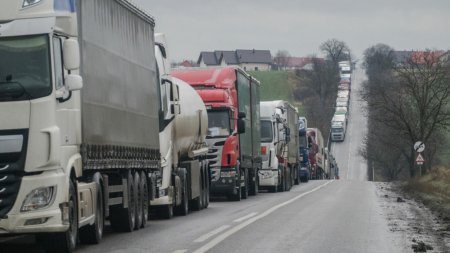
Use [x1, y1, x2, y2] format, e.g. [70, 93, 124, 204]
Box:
[248, 70, 305, 115]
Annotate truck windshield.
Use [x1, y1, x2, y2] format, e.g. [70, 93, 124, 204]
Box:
[260, 120, 273, 143]
[207, 110, 231, 137]
[0, 35, 51, 101]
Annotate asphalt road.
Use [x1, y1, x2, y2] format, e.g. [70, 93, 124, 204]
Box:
[1, 69, 407, 253]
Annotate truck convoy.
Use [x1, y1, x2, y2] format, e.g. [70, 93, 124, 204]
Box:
[172, 67, 262, 201]
[0, 1, 209, 252]
[259, 101, 299, 192]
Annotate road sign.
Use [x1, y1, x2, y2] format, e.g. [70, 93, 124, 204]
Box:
[416, 153, 425, 165]
[414, 141, 425, 153]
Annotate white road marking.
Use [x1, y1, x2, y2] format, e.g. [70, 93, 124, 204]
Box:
[172, 250, 188, 253]
[193, 225, 231, 243]
[192, 180, 334, 253]
[233, 212, 258, 223]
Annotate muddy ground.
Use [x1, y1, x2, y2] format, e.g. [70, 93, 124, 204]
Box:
[376, 182, 450, 252]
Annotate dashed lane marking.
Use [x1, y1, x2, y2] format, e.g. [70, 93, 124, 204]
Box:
[172, 250, 188, 253]
[233, 212, 258, 223]
[193, 225, 231, 243]
[192, 180, 334, 253]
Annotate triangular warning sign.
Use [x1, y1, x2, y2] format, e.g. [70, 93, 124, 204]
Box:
[416, 153, 425, 163]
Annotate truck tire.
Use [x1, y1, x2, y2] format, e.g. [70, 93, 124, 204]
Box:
[294, 166, 300, 185]
[140, 171, 149, 228]
[286, 169, 292, 192]
[248, 169, 258, 196]
[79, 173, 104, 244]
[241, 169, 249, 199]
[202, 164, 210, 209]
[174, 170, 189, 216]
[134, 172, 143, 230]
[190, 170, 203, 211]
[38, 179, 78, 253]
[110, 171, 136, 232]
[278, 168, 285, 192]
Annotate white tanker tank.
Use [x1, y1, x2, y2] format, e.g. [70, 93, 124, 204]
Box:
[151, 34, 210, 217]
[172, 77, 208, 159]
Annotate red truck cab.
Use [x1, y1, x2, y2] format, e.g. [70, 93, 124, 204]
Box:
[173, 67, 261, 201]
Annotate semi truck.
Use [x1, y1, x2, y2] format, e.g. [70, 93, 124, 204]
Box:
[331, 114, 347, 142]
[172, 67, 262, 201]
[0, 1, 209, 252]
[298, 117, 310, 182]
[307, 128, 325, 179]
[152, 34, 210, 218]
[259, 101, 299, 192]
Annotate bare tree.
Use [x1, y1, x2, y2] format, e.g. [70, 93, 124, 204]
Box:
[363, 48, 450, 177]
[320, 39, 351, 65]
[273, 50, 291, 70]
[294, 57, 339, 140]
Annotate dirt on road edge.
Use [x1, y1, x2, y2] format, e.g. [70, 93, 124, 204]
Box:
[376, 182, 450, 252]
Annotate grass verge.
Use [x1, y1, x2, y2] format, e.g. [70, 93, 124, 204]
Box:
[403, 167, 450, 220]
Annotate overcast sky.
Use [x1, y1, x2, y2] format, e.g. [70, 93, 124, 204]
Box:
[133, 0, 450, 62]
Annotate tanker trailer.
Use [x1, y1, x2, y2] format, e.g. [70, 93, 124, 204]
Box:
[150, 34, 210, 218]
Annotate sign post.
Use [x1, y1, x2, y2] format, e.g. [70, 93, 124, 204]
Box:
[414, 141, 425, 177]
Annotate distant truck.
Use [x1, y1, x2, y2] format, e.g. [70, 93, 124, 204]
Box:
[331, 114, 347, 142]
[307, 128, 326, 179]
[172, 67, 262, 201]
[259, 101, 299, 192]
[0, 1, 209, 252]
[298, 117, 310, 182]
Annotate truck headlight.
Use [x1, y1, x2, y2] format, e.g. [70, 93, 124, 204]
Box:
[22, 0, 42, 8]
[21, 186, 56, 212]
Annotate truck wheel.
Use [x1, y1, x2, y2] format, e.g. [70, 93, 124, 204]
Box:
[249, 170, 258, 196]
[202, 165, 210, 209]
[278, 168, 285, 192]
[110, 171, 136, 232]
[174, 170, 189, 216]
[286, 169, 292, 192]
[80, 173, 104, 244]
[140, 171, 149, 228]
[38, 179, 78, 253]
[294, 167, 300, 185]
[190, 170, 203, 211]
[134, 172, 143, 230]
[241, 169, 248, 199]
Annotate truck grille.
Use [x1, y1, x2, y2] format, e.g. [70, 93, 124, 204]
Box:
[205, 138, 226, 168]
[0, 129, 28, 218]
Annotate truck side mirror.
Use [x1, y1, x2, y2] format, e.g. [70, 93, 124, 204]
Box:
[238, 112, 246, 119]
[237, 119, 246, 134]
[63, 39, 80, 70]
[156, 43, 167, 58]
